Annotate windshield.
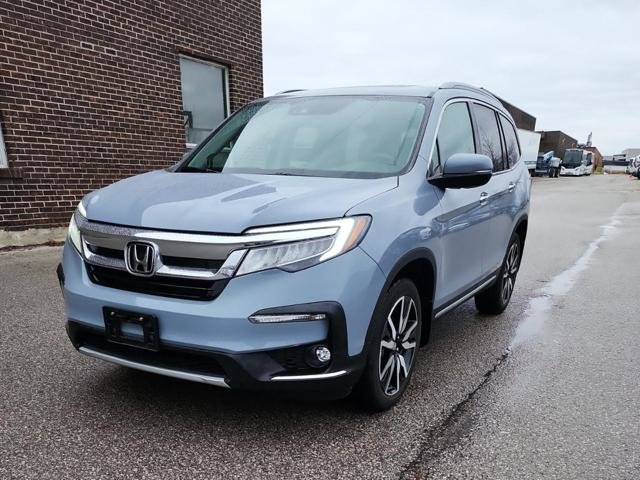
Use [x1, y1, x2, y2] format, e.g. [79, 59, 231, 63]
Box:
[180, 96, 428, 178]
[563, 150, 583, 166]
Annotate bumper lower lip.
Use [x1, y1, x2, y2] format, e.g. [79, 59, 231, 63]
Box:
[79, 345, 230, 387]
[79, 345, 350, 385]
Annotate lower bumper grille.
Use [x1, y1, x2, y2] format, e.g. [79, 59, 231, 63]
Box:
[75, 327, 226, 377]
[86, 263, 228, 301]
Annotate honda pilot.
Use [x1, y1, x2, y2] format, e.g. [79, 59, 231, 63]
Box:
[58, 83, 530, 410]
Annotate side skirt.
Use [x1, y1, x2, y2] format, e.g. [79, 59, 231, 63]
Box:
[433, 271, 499, 319]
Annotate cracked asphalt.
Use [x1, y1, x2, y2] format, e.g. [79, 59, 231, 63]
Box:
[1, 175, 639, 479]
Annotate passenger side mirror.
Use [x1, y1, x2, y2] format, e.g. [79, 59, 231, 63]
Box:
[428, 153, 493, 189]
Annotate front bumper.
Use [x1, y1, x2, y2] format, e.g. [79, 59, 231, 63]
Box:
[64, 303, 364, 398]
[59, 239, 385, 395]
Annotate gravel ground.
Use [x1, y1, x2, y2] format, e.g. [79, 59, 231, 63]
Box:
[1, 174, 638, 479]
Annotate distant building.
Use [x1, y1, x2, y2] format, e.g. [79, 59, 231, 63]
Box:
[622, 148, 640, 161]
[536, 130, 578, 159]
[582, 146, 603, 169]
[603, 154, 629, 173]
[497, 98, 536, 131]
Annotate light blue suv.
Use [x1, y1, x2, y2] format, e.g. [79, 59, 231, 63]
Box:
[58, 83, 530, 410]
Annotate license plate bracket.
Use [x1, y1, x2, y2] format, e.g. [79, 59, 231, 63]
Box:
[103, 307, 160, 351]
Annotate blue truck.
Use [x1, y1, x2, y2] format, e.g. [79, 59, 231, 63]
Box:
[535, 151, 561, 177]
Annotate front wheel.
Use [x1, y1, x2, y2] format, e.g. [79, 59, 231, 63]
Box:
[475, 232, 521, 315]
[357, 279, 422, 411]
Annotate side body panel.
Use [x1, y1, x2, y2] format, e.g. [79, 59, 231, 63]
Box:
[351, 88, 530, 312]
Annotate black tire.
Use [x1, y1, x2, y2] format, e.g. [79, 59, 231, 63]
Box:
[357, 279, 422, 411]
[475, 232, 521, 315]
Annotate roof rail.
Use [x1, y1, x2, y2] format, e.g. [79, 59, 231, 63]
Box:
[274, 89, 307, 95]
[438, 82, 499, 101]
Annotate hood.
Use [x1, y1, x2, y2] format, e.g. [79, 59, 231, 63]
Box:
[83, 170, 397, 233]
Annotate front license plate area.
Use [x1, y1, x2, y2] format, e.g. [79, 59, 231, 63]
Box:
[103, 307, 160, 351]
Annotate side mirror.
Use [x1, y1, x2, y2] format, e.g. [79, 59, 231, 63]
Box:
[428, 153, 493, 189]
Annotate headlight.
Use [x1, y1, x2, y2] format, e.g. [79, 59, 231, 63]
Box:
[235, 216, 371, 276]
[67, 201, 86, 253]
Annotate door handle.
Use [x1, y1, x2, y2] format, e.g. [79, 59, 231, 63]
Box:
[479, 192, 489, 205]
[507, 182, 516, 193]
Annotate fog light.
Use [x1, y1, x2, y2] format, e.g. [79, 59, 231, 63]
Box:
[315, 346, 331, 363]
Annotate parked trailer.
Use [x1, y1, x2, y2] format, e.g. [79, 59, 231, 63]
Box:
[518, 129, 541, 175]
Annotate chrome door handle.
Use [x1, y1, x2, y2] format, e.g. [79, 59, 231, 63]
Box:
[479, 192, 489, 205]
[507, 182, 516, 192]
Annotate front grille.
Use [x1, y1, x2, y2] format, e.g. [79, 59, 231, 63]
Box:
[86, 264, 227, 301]
[86, 245, 224, 271]
[77, 328, 226, 377]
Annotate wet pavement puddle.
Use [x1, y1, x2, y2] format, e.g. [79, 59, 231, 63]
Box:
[510, 208, 623, 348]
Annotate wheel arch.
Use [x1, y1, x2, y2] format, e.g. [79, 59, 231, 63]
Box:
[514, 214, 528, 249]
[366, 249, 437, 349]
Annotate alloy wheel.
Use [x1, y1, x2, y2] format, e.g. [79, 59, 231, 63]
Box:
[378, 296, 418, 396]
[501, 241, 520, 304]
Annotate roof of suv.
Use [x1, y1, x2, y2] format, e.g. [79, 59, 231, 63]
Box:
[270, 83, 500, 102]
[272, 85, 438, 98]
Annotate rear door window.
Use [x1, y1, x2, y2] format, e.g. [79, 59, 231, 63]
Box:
[472, 104, 504, 172]
[499, 115, 521, 168]
[431, 102, 475, 175]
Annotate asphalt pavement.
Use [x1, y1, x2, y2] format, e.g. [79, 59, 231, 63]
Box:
[1, 174, 639, 479]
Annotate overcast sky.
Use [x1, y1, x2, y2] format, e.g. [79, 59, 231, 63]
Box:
[262, 0, 640, 154]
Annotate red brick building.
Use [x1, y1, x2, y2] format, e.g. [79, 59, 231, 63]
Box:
[0, 0, 263, 239]
[536, 130, 578, 160]
[582, 146, 603, 169]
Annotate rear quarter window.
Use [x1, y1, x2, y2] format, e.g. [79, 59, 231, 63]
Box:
[499, 116, 520, 168]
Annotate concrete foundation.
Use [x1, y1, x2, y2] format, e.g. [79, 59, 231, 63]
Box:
[0, 227, 67, 249]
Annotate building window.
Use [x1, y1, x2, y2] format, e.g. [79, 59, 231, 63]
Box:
[180, 56, 229, 147]
[0, 118, 8, 168]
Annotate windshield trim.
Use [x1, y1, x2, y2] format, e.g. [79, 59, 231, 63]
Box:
[174, 95, 433, 179]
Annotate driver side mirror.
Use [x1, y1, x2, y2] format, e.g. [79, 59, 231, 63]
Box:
[428, 153, 493, 189]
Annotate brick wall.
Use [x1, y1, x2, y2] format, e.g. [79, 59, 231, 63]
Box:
[0, 0, 263, 231]
[537, 131, 578, 160]
[497, 98, 536, 131]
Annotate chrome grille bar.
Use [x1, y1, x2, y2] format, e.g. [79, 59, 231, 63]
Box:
[75, 213, 337, 260]
[81, 238, 246, 281]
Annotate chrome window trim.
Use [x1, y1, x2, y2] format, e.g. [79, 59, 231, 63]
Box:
[79, 346, 230, 388]
[425, 96, 521, 176]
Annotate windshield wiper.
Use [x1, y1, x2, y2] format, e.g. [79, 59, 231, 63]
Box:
[180, 165, 222, 173]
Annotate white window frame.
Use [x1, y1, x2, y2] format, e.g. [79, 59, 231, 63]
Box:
[0, 118, 8, 168]
[179, 55, 230, 149]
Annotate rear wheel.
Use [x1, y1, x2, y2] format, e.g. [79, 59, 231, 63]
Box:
[357, 279, 421, 411]
[475, 232, 521, 314]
